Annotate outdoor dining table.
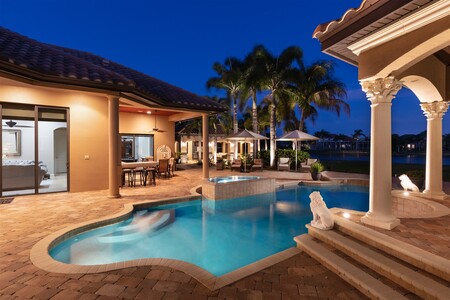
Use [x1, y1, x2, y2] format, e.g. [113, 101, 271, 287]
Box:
[121, 161, 158, 186]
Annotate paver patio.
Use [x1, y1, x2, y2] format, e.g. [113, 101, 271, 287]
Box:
[0, 166, 447, 299]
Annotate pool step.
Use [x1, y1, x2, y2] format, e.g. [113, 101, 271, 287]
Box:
[295, 234, 408, 300]
[297, 225, 450, 300]
[331, 211, 450, 282]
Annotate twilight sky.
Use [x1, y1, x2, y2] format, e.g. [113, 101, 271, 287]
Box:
[0, 0, 446, 136]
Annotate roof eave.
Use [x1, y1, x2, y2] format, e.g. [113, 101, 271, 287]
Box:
[0, 61, 227, 113]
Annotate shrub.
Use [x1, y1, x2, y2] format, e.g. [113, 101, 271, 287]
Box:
[310, 162, 325, 173]
[258, 150, 270, 167]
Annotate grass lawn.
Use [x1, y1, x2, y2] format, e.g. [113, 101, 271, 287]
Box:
[321, 160, 450, 182]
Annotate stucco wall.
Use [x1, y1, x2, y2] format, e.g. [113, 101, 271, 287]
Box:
[0, 77, 109, 192]
[119, 112, 175, 157]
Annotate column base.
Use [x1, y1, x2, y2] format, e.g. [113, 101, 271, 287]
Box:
[361, 213, 400, 230]
[422, 190, 447, 200]
[108, 193, 122, 199]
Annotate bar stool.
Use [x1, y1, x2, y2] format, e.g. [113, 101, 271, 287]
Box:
[122, 168, 134, 187]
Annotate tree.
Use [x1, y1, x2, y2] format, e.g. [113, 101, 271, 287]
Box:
[206, 57, 245, 134]
[252, 45, 304, 167]
[352, 129, 366, 140]
[292, 61, 349, 131]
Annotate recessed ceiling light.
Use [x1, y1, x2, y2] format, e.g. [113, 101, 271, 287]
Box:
[138, 110, 143, 113]
[146, 111, 151, 114]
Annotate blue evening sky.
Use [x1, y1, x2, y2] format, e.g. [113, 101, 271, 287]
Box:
[0, 0, 445, 136]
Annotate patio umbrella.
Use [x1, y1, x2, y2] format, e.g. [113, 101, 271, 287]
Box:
[277, 130, 319, 172]
[226, 129, 268, 172]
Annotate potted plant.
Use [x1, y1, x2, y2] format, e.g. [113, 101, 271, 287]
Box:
[310, 162, 324, 181]
[175, 152, 182, 164]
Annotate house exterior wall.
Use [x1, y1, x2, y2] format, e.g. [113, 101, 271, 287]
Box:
[119, 112, 175, 158]
[0, 76, 175, 193]
[0, 77, 109, 192]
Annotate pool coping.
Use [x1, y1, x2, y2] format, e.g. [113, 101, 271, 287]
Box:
[30, 189, 302, 290]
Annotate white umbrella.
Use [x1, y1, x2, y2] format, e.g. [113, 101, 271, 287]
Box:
[226, 129, 269, 172]
[277, 130, 319, 171]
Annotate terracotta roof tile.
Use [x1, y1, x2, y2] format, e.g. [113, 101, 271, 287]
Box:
[0, 26, 225, 112]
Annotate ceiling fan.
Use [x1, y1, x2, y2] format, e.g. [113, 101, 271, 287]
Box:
[2, 120, 33, 128]
[148, 111, 166, 133]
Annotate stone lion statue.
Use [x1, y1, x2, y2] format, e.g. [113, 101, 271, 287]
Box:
[309, 191, 334, 230]
[398, 174, 419, 192]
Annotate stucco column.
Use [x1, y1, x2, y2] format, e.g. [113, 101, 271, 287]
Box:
[108, 96, 121, 198]
[421, 101, 449, 199]
[360, 77, 402, 230]
[202, 113, 209, 179]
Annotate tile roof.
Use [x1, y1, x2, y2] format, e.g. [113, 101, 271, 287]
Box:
[0, 26, 225, 112]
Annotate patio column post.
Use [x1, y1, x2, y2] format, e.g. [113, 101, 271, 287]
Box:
[107, 95, 121, 198]
[420, 101, 449, 199]
[360, 76, 402, 230]
[202, 113, 209, 179]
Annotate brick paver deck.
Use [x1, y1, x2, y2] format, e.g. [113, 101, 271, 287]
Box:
[0, 167, 366, 299]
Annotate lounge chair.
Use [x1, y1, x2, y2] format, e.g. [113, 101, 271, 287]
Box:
[278, 157, 290, 171]
[301, 158, 318, 172]
[251, 159, 263, 172]
[231, 159, 241, 172]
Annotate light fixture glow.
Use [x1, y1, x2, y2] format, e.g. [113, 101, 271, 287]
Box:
[343, 212, 351, 219]
[146, 111, 151, 114]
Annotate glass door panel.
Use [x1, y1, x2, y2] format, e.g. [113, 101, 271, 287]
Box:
[1, 104, 36, 196]
[38, 107, 68, 194]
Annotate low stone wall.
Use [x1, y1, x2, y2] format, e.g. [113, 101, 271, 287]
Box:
[392, 190, 450, 218]
[203, 177, 276, 200]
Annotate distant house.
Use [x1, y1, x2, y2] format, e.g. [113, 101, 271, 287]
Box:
[0, 26, 224, 197]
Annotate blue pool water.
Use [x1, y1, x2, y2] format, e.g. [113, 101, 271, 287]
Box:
[208, 176, 260, 183]
[50, 184, 368, 276]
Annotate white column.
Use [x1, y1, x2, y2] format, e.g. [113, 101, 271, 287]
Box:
[108, 96, 121, 198]
[360, 77, 402, 230]
[202, 113, 209, 179]
[213, 139, 217, 163]
[420, 101, 449, 199]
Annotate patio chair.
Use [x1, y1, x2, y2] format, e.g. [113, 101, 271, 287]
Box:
[301, 158, 318, 172]
[278, 157, 290, 171]
[157, 159, 170, 178]
[231, 159, 241, 172]
[251, 159, 263, 172]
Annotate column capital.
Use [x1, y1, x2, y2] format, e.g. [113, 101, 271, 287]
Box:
[420, 101, 449, 119]
[360, 76, 402, 104]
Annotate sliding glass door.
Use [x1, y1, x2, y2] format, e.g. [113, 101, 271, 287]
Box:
[37, 107, 68, 194]
[0, 103, 68, 196]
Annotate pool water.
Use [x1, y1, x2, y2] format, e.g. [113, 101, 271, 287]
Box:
[208, 176, 260, 183]
[50, 184, 368, 276]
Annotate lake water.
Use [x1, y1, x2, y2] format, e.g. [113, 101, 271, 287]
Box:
[312, 153, 450, 165]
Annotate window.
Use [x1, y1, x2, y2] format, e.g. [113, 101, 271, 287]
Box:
[120, 134, 154, 161]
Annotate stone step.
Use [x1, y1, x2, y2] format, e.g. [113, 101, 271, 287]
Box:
[306, 225, 450, 300]
[295, 234, 409, 300]
[330, 210, 450, 282]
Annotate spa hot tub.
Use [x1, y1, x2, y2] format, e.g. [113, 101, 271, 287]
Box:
[203, 176, 276, 200]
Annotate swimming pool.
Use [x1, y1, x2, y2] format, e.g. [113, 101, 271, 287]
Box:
[50, 184, 368, 276]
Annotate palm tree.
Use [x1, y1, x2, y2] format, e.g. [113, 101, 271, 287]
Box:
[206, 57, 245, 134]
[292, 61, 349, 132]
[252, 45, 304, 167]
